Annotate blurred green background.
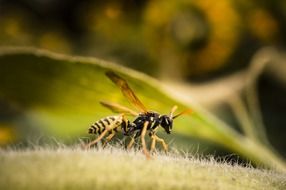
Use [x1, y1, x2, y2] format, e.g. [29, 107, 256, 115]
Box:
[0, 0, 286, 159]
[1, 0, 286, 78]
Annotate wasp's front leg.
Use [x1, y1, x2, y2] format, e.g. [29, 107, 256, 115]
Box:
[154, 135, 168, 153]
[149, 132, 168, 154]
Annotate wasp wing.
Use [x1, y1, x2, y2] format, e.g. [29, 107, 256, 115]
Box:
[105, 71, 148, 113]
[100, 101, 138, 116]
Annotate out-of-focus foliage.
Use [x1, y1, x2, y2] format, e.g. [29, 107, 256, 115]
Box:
[0, 0, 285, 79]
[0, 0, 286, 171]
[1, 149, 285, 190]
[0, 126, 15, 145]
[0, 48, 286, 172]
[143, 0, 241, 78]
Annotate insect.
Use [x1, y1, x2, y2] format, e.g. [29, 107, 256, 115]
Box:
[84, 71, 191, 158]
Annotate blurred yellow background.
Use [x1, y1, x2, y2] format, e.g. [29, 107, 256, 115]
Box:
[0, 0, 286, 158]
[1, 0, 284, 79]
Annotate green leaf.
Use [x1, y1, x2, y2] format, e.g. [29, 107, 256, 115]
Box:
[0, 47, 285, 172]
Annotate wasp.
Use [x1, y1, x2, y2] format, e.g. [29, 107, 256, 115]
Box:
[84, 71, 191, 158]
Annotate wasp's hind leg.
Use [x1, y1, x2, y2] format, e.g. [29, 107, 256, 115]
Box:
[83, 117, 122, 150]
[83, 129, 109, 150]
[102, 130, 117, 148]
[127, 136, 135, 150]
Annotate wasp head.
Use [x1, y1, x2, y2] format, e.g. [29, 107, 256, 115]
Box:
[160, 115, 173, 134]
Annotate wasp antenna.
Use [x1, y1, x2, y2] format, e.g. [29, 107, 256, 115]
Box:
[169, 105, 178, 118]
[172, 109, 192, 119]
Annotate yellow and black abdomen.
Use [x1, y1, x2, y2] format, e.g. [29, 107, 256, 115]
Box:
[88, 116, 121, 135]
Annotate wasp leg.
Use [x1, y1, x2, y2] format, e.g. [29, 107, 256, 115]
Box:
[127, 136, 135, 150]
[102, 131, 116, 148]
[83, 129, 109, 149]
[141, 121, 151, 159]
[153, 135, 168, 153]
[83, 117, 122, 150]
[127, 131, 140, 150]
[150, 135, 156, 153]
[149, 131, 157, 153]
[106, 131, 116, 141]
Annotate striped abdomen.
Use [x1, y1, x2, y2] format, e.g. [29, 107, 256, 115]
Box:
[88, 116, 121, 135]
